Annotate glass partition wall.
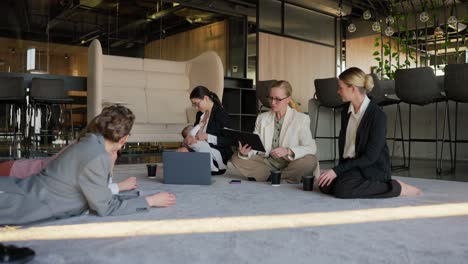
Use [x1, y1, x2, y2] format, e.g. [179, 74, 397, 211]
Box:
[257, 0, 342, 81]
[0, 0, 250, 159]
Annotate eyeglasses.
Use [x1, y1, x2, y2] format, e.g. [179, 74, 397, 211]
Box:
[266, 96, 290, 103]
[191, 100, 203, 107]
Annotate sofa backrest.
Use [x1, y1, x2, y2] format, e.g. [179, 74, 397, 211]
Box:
[87, 39, 224, 142]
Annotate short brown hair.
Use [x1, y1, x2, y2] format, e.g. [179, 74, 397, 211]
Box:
[80, 105, 135, 142]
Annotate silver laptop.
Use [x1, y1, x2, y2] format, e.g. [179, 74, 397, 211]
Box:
[163, 151, 212, 185]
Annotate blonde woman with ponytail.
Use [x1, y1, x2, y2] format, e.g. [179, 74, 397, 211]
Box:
[318, 67, 421, 198]
[232, 80, 319, 183]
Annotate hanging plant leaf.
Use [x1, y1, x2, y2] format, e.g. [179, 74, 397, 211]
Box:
[373, 51, 380, 56]
[375, 57, 381, 62]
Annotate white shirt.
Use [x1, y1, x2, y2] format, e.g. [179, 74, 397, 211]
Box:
[343, 95, 370, 159]
[108, 179, 119, 195]
[189, 124, 202, 137]
[197, 112, 218, 145]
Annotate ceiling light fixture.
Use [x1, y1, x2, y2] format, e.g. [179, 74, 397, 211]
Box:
[348, 23, 357, 33]
[385, 26, 394, 36]
[386, 16, 395, 25]
[372, 21, 381, 32]
[419, 11, 430, 23]
[447, 16, 458, 27]
[363, 10, 372, 20]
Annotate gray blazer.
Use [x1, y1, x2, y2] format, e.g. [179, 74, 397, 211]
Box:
[0, 134, 149, 225]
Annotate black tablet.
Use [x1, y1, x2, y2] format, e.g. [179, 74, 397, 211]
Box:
[223, 128, 266, 152]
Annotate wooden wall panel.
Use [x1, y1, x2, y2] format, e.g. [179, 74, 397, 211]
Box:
[258, 32, 336, 112]
[346, 35, 418, 76]
[145, 20, 228, 71]
[345, 35, 376, 74]
[0, 37, 88, 76]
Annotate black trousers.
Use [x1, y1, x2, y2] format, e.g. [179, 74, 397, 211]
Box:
[319, 169, 401, 199]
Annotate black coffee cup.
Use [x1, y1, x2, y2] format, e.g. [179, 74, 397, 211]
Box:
[302, 175, 315, 191]
[270, 170, 281, 186]
[147, 164, 157, 177]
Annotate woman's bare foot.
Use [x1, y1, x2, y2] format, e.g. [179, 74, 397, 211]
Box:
[146, 192, 176, 208]
[117, 177, 138, 192]
[397, 180, 423, 196]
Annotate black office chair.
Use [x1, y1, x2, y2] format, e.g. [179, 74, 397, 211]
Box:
[29, 78, 74, 151]
[369, 74, 406, 170]
[313, 77, 345, 162]
[0, 76, 27, 158]
[395, 67, 452, 175]
[256, 80, 277, 113]
[444, 63, 468, 170]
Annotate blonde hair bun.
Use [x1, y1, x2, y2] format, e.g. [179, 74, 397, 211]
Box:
[339, 67, 374, 94]
[364, 74, 374, 93]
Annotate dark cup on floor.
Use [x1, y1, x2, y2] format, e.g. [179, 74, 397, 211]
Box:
[147, 164, 157, 177]
[302, 175, 315, 191]
[270, 170, 281, 186]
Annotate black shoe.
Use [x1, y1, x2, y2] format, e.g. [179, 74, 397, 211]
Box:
[0, 244, 35, 263]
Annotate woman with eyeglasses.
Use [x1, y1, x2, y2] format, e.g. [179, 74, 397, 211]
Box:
[318, 67, 422, 198]
[0, 105, 176, 225]
[232, 80, 319, 183]
[177, 85, 232, 175]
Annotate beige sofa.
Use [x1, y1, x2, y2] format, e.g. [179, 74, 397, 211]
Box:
[87, 39, 224, 142]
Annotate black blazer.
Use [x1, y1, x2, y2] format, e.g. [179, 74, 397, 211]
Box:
[333, 100, 391, 182]
[194, 104, 233, 164]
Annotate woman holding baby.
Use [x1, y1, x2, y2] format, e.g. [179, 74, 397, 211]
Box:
[178, 86, 232, 175]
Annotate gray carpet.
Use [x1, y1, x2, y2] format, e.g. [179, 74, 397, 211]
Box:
[2, 163, 468, 264]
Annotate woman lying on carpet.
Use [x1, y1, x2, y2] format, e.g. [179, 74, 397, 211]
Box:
[232, 80, 319, 183]
[177, 85, 233, 175]
[318, 67, 422, 198]
[0, 105, 176, 226]
[0, 127, 138, 195]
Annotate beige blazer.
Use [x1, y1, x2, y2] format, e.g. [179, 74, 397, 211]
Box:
[243, 106, 320, 176]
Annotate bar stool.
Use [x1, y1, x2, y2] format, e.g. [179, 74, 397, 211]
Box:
[29, 78, 74, 152]
[0, 76, 27, 158]
[313, 77, 345, 162]
[444, 63, 468, 170]
[369, 74, 407, 170]
[395, 67, 452, 174]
